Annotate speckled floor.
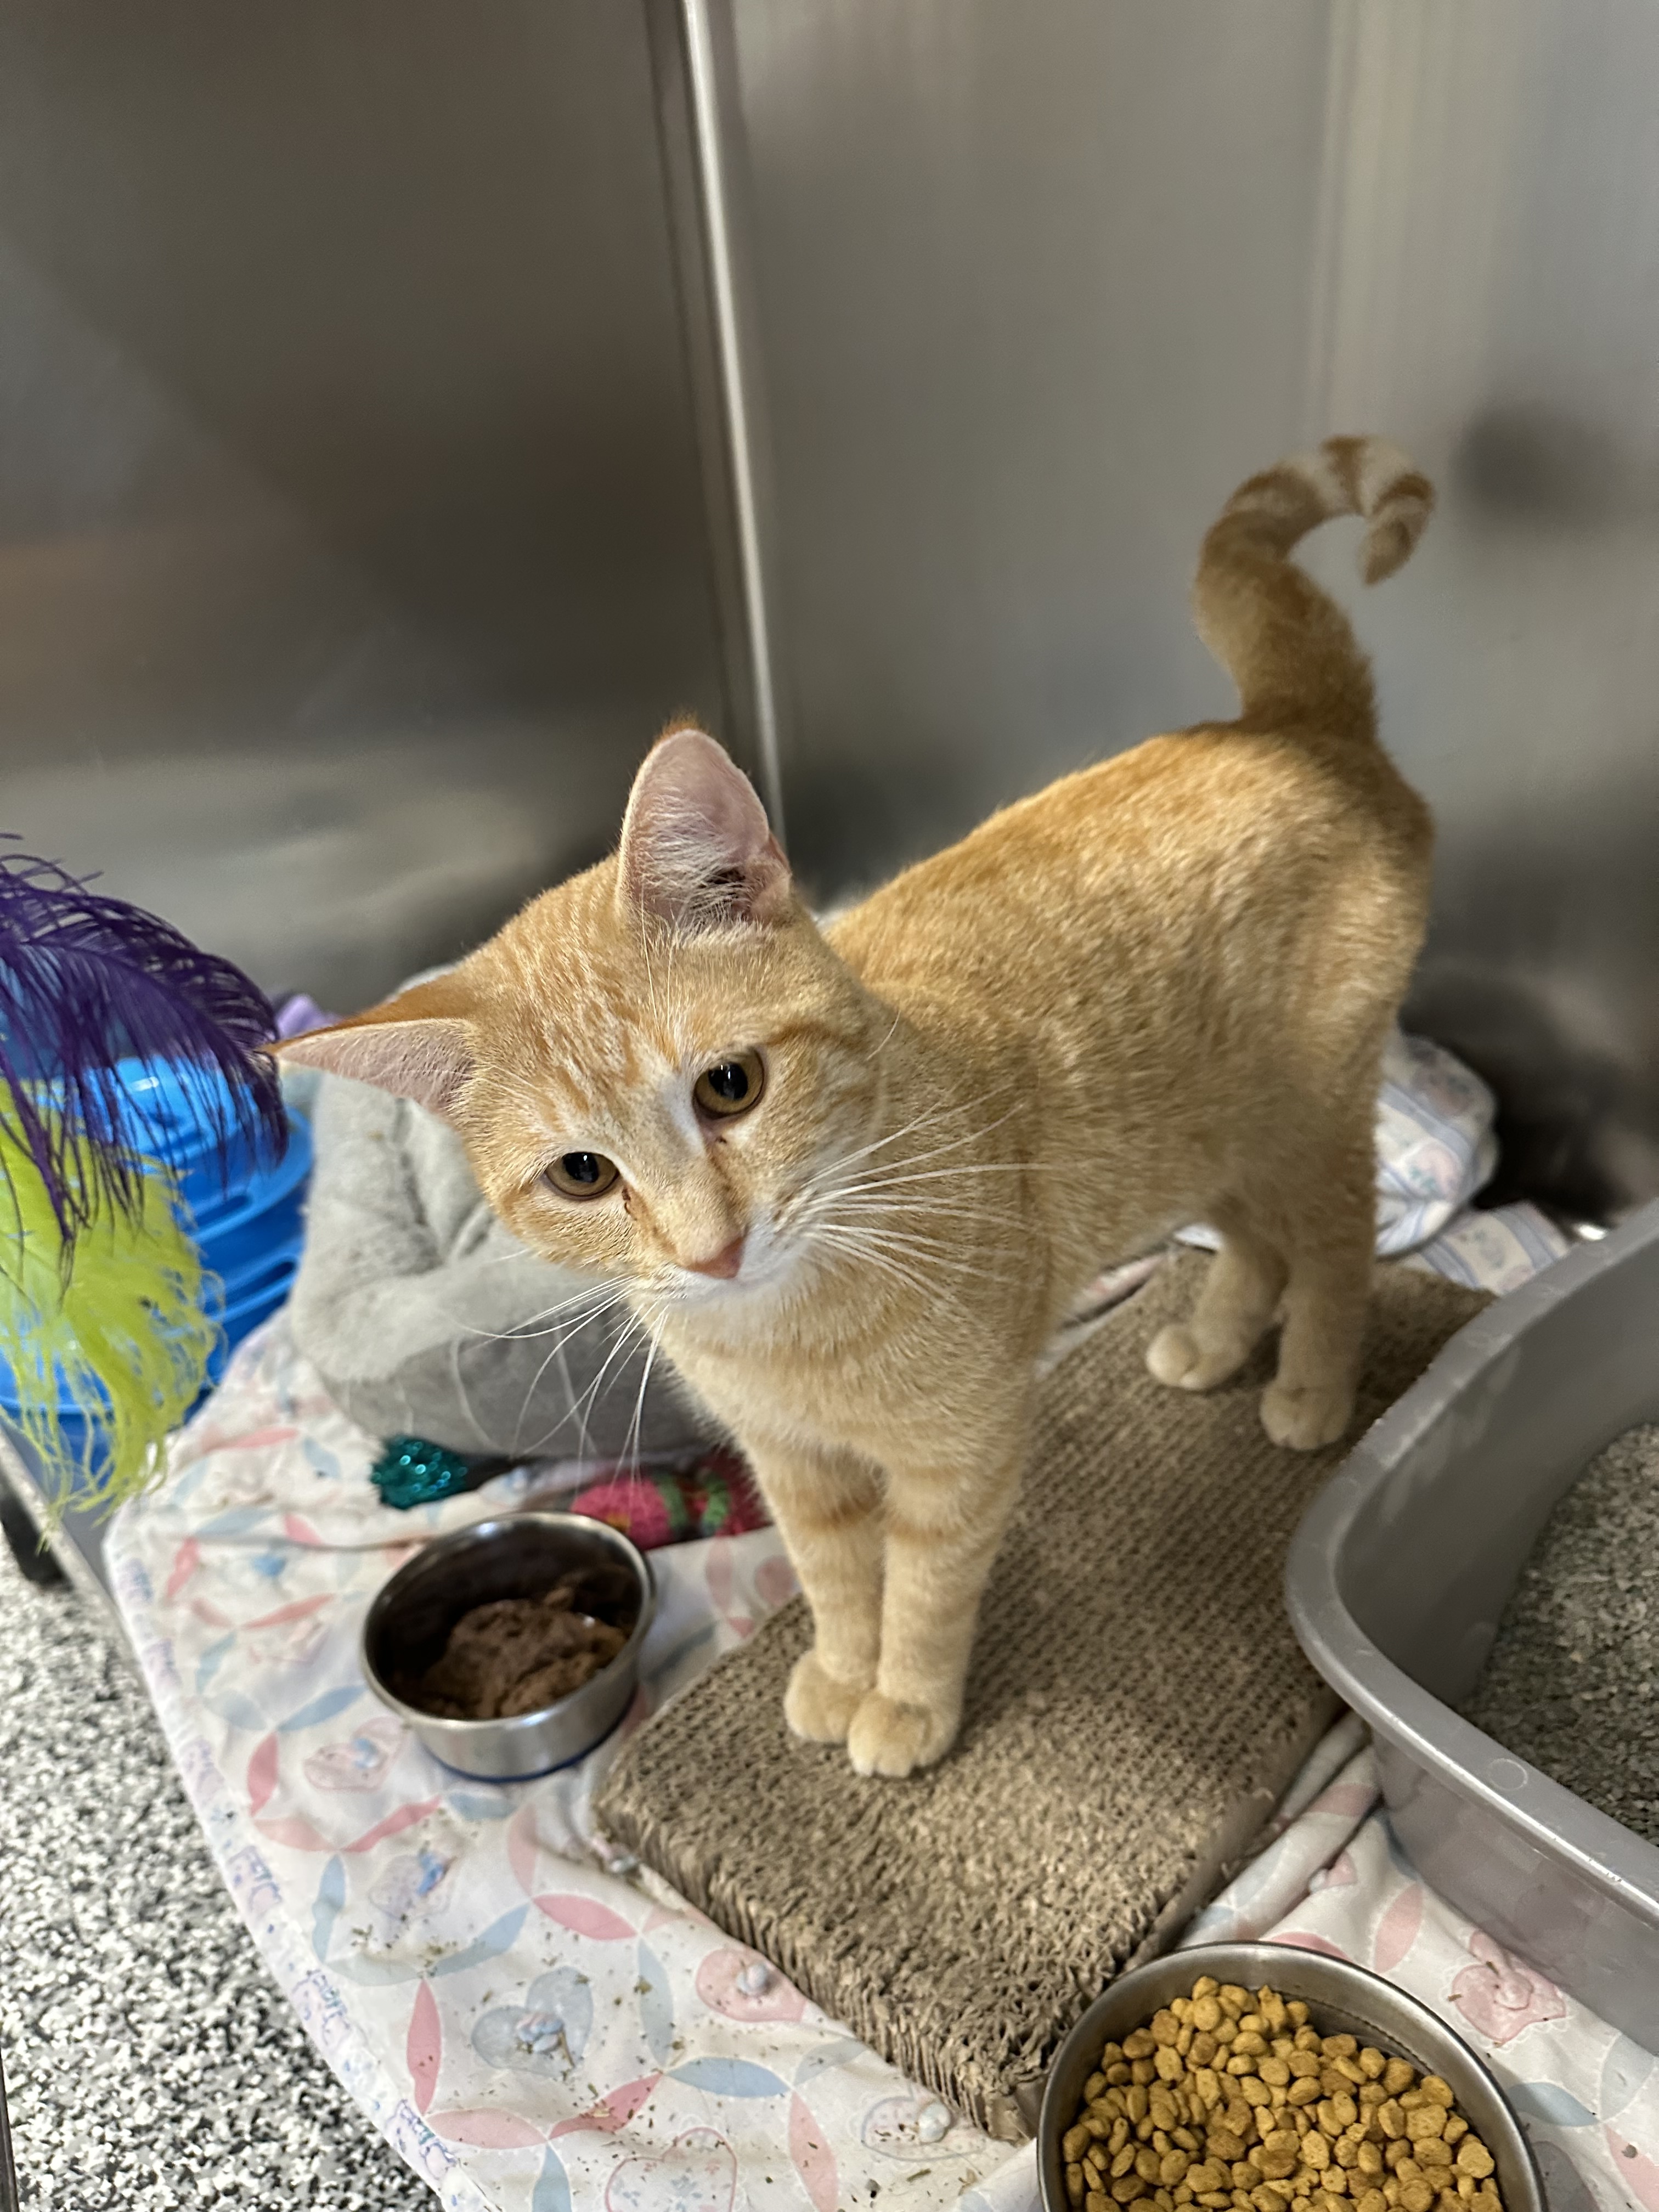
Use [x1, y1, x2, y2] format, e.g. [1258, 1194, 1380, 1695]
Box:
[0, 1556, 437, 2210]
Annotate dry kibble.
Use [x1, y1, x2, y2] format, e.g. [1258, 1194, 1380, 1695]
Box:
[1063, 1984, 1503, 2212]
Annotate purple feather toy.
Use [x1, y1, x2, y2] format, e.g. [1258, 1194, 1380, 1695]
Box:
[0, 844, 285, 1243]
[0, 845, 287, 1515]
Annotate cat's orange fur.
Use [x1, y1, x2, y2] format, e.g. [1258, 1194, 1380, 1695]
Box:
[284, 436, 1435, 1778]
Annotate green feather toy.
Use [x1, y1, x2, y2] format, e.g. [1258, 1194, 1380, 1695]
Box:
[0, 847, 284, 1522]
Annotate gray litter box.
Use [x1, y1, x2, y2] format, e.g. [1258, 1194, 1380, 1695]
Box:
[1287, 1200, 1659, 2051]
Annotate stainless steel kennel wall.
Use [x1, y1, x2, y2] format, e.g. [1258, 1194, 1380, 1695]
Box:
[0, 2, 1654, 1217]
[0, 2, 742, 1014]
[689, 0, 1659, 1219]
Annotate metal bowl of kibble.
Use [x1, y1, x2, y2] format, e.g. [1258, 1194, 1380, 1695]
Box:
[362, 1513, 655, 1781]
[1037, 1943, 1542, 2212]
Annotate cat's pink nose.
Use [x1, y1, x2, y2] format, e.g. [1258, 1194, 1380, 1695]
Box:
[684, 1234, 746, 1279]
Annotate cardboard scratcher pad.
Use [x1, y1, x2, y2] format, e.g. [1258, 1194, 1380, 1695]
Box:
[596, 1254, 1486, 2141]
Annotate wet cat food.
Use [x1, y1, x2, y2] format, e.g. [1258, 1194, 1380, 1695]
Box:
[1059, 1978, 1503, 2212]
[413, 1580, 627, 1720]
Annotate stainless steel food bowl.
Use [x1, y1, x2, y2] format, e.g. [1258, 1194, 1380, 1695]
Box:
[361, 1511, 655, 1781]
[1037, 1942, 1542, 2212]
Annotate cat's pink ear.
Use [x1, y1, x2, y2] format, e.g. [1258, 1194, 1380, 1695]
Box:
[617, 727, 792, 929]
[276, 975, 475, 1120]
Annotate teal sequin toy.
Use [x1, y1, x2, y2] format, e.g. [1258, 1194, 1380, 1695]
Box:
[371, 1435, 477, 1510]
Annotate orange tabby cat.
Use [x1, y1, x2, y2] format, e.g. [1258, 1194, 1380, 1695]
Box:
[283, 435, 1434, 1778]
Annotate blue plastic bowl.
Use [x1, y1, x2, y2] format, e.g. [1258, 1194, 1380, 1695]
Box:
[194, 1130, 311, 1281]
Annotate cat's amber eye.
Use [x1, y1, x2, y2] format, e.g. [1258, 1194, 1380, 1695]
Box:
[545, 1150, 620, 1200]
[693, 1049, 765, 1120]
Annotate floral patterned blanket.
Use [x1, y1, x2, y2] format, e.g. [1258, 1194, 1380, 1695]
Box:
[108, 1315, 1650, 2212]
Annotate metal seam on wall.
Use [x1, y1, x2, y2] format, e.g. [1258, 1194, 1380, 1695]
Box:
[669, 0, 786, 837]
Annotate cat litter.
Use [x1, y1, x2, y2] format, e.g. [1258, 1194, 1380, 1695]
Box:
[1462, 1421, 1659, 1847]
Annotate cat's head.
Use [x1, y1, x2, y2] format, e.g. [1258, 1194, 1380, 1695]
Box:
[281, 729, 885, 1312]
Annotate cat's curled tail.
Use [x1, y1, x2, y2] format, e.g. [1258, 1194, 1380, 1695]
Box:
[1193, 433, 1434, 738]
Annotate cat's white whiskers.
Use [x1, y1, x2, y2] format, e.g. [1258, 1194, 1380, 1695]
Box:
[451, 1278, 630, 1346]
[808, 1225, 938, 1306]
[777, 1111, 1025, 1238]
[507, 1294, 638, 1454]
[783, 1089, 1014, 1209]
[560, 1305, 656, 1462]
[814, 1214, 1019, 1289]
[619, 1314, 667, 1476]
[804, 1217, 996, 1318]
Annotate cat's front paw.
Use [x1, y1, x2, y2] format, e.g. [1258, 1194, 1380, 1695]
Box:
[1146, 1323, 1240, 1392]
[846, 1690, 958, 1779]
[1261, 1378, 1352, 1451]
[784, 1650, 870, 1743]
